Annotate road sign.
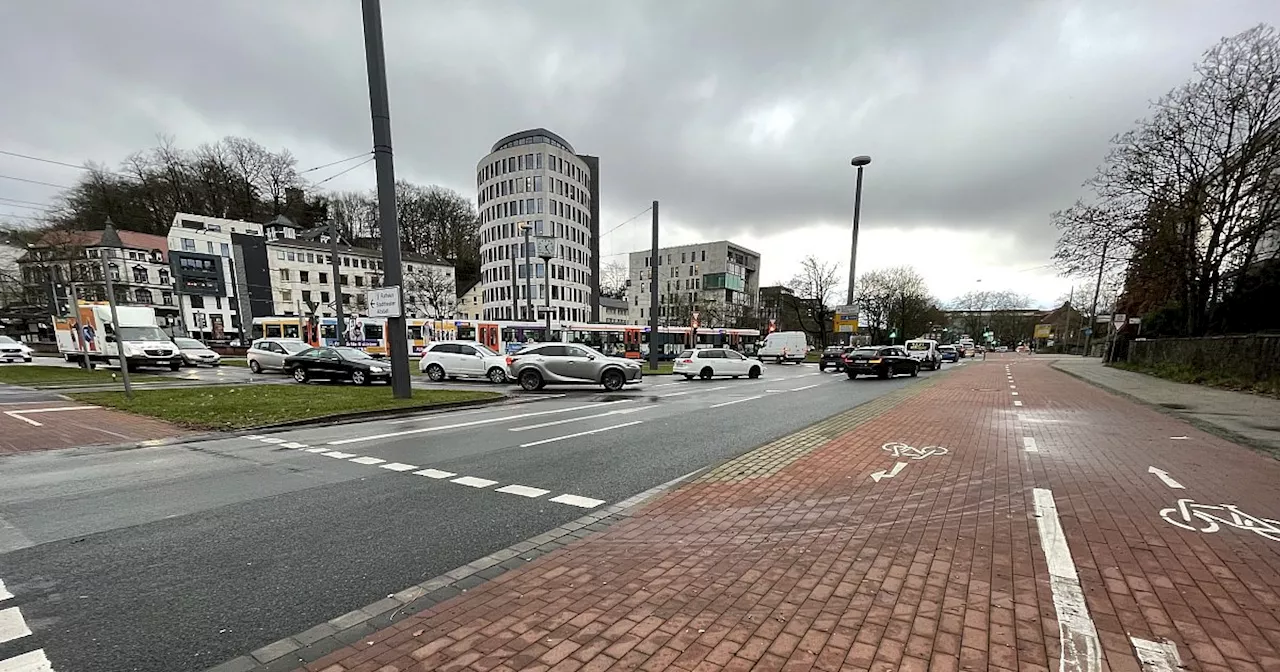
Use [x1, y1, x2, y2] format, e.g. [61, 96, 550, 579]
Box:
[1034, 323, 1052, 339]
[1112, 313, 1127, 326]
[1096, 314, 1110, 323]
[1128, 317, 1141, 325]
[833, 308, 858, 333]
[367, 286, 402, 318]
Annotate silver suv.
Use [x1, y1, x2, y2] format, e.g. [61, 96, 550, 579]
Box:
[509, 343, 643, 391]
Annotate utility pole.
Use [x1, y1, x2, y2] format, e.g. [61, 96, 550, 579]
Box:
[845, 156, 872, 306]
[101, 221, 132, 399]
[362, 0, 411, 399]
[648, 200, 660, 372]
[522, 225, 533, 323]
[1083, 239, 1110, 358]
[330, 217, 345, 346]
[509, 254, 517, 321]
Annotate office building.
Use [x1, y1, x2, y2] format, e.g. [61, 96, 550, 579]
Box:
[627, 241, 761, 328]
[475, 128, 599, 323]
[599, 296, 629, 324]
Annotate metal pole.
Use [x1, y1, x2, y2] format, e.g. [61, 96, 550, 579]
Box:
[330, 218, 345, 346]
[1083, 239, 1109, 357]
[544, 258, 552, 337]
[648, 200, 660, 371]
[523, 226, 533, 322]
[845, 164, 866, 306]
[509, 254, 517, 320]
[101, 251, 133, 399]
[66, 280, 91, 369]
[362, 0, 411, 399]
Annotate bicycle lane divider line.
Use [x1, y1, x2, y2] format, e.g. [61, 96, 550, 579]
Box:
[508, 406, 650, 431]
[1032, 487, 1102, 672]
[517, 420, 644, 448]
[709, 395, 764, 409]
[1131, 637, 1183, 672]
[328, 400, 631, 445]
[0, 580, 9, 602]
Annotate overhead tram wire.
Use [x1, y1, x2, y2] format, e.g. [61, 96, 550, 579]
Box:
[0, 174, 73, 189]
[299, 152, 372, 175]
[311, 157, 375, 187]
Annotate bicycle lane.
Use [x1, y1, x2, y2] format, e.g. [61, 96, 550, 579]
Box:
[1009, 357, 1280, 671]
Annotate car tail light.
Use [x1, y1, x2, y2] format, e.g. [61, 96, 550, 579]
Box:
[505, 356, 515, 366]
[680, 359, 693, 364]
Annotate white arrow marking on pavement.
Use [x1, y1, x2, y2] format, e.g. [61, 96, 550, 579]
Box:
[870, 462, 908, 483]
[1131, 637, 1182, 672]
[0, 607, 31, 645]
[0, 649, 53, 672]
[1147, 466, 1184, 489]
[330, 401, 629, 445]
[1023, 437, 1038, 453]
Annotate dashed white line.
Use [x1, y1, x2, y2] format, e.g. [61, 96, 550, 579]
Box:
[508, 407, 645, 432]
[496, 484, 551, 498]
[710, 395, 763, 408]
[304, 447, 330, 453]
[1032, 488, 1101, 672]
[281, 442, 307, 449]
[518, 420, 644, 448]
[1012, 392, 1019, 396]
[659, 385, 727, 398]
[0, 607, 32, 645]
[1014, 400, 1023, 407]
[379, 462, 419, 472]
[1010, 385, 1016, 389]
[1023, 437, 1038, 453]
[260, 438, 286, 444]
[330, 401, 628, 445]
[1131, 637, 1182, 672]
[790, 384, 820, 391]
[549, 494, 605, 509]
[0, 649, 53, 672]
[243, 435, 263, 440]
[451, 476, 498, 488]
[413, 468, 456, 479]
[322, 451, 358, 459]
[349, 456, 386, 465]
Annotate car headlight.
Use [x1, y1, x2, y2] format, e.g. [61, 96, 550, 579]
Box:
[368, 366, 385, 373]
[122, 344, 140, 357]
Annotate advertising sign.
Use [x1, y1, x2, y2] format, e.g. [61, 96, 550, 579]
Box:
[1034, 324, 1053, 339]
[833, 305, 859, 333]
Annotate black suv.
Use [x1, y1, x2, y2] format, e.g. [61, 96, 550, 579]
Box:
[818, 345, 854, 371]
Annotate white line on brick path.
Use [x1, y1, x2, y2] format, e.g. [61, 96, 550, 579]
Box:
[1033, 488, 1101, 672]
[331, 401, 627, 445]
[496, 484, 551, 498]
[549, 494, 605, 509]
[1024, 437, 1038, 453]
[3, 406, 101, 427]
[0, 607, 32, 645]
[1131, 637, 1182, 672]
[1014, 400, 1024, 407]
[0, 649, 54, 672]
[518, 420, 643, 448]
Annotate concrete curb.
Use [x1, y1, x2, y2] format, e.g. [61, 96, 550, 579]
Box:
[247, 395, 508, 430]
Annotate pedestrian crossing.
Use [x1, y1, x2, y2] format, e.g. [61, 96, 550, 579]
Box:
[0, 579, 54, 672]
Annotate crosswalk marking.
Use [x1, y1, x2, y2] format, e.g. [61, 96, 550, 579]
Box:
[413, 469, 456, 479]
[0, 607, 32, 645]
[0, 580, 10, 602]
[349, 456, 386, 465]
[452, 476, 498, 488]
[0, 649, 54, 672]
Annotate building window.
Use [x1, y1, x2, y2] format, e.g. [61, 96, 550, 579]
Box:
[321, 291, 330, 303]
[191, 295, 205, 309]
[282, 289, 292, 302]
[162, 291, 173, 306]
[135, 288, 153, 304]
[319, 272, 328, 284]
[279, 269, 290, 281]
[340, 275, 348, 286]
[300, 271, 310, 283]
[132, 267, 149, 283]
[354, 276, 364, 287]
[277, 251, 286, 260]
[306, 253, 315, 263]
[181, 238, 196, 252]
[287, 252, 296, 261]
[302, 290, 312, 304]
[220, 242, 230, 257]
[215, 296, 222, 309]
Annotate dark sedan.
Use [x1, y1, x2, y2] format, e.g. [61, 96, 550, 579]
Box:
[284, 346, 392, 385]
[841, 345, 919, 379]
[818, 345, 854, 372]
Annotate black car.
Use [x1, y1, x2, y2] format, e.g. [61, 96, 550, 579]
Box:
[284, 346, 392, 385]
[818, 345, 854, 371]
[841, 346, 919, 379]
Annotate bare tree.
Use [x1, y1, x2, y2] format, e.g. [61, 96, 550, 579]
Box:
[599, 260, 628, 299]
[855, 266, 938, 345]
[786, 256, 841, 347]
[403, 267, 458, 320]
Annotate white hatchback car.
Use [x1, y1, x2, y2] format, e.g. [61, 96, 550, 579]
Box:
[419, 340, 510, 383]
[673, 348, 764, 380]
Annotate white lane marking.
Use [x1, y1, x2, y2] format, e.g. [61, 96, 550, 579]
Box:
[380, 462, 419, 472]
[413, 468, 456, 479]
[0, 607, 32, 645]
[260, 438, 286, 444]
[0, 580, 9, 602]
[322, 451, 357, 459]
[0, 649, 54, 672]
[518, 420, 644, 448]
[710, 395, 763, 408]
[790, 384, 820, 391]
[1014, 400, 1024, 407]
[330, 401, 628, 445]
[660, 385, 728, 398]
[304, 447, 330, 453]
[451, 476, 498, 488]
[648, 382, 681, 388]
[765, 389, 785, 393]
[1032, 488, 1101, 672]
[349, 456, 386, 465]
[1131, 637, 1182, 671]
[1147, 466, 1185, 489]
[496, 484, 550, 498]
[870, 462, 908, 483]
[1169, 436, 1188, 440]
[508, 406, 646, 432]
[1024, 437, 1038, 453]
[550, 494, 605, 509]
[243, 434, 263, 440]
[281, 442, 307, 449]
[385, 404, 527, 425]
[1010, 385, 1017, 389]
[1012, 392, 1019, 396]
[2, 413, 40, 427]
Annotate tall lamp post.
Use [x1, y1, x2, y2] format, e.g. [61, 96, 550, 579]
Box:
[845, 155, 872, 307]
[534, 234, 556, 338]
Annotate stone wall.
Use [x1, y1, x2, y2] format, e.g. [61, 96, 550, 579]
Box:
[1128, 334, 1280, 381]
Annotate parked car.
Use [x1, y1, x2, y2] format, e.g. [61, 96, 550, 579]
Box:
[419, 340, 509, 383]
[0, 335, 33, 363]
[757, 331, 808, 364]
[285, 346, 391, 385]
[673, 348, 764, 380]
[841, 346, 920, 379]
[938, 345, 959, 362]
[818, 345, 854, 371]
[247, 338, 313, 373]
[173, 337, 221, 367]
[508, 342, 643, 391]
[904, 339, 943, 371]
[995, 345, 1009, 353]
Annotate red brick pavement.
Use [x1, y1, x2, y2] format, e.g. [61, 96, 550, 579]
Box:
[0, 405, 186, 454]
[296, 356, 1280, 672]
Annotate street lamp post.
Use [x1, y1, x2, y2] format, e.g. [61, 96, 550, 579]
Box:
[845, 155, 871, 307]
[100, 220, 133, 399]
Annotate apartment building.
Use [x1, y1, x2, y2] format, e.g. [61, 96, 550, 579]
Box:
[455, 280, 482, 321]
[599, 296, 629, 324]
[627, 240, 760, 328]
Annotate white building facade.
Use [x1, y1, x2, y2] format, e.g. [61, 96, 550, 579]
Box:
[627, 240, 761, 328]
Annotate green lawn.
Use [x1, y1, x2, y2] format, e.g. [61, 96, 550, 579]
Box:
[0, 365, 160, 387]
[219, 358, 248, 368]
[70, 384, 503, 431]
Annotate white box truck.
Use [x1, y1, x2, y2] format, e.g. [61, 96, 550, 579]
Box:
[757, 331, 809, 364]
[54, 302, 183, 371]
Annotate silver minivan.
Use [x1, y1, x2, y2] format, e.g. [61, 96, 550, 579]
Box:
[247, 338, 313, 373]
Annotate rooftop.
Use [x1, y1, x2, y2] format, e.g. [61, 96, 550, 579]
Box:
[489, 128, 576, 155]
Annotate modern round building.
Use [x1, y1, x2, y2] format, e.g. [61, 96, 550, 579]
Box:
[476, 128, 599, 323]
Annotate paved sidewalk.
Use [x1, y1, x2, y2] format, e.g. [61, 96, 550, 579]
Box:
[1050, 355, 1280, 457]
[0, 384, 187, 454]
[267, 357, 1280, 672]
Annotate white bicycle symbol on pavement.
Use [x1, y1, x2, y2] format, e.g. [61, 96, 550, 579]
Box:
[1160, 499, 1280, 542]
[881, 442, 949, 460]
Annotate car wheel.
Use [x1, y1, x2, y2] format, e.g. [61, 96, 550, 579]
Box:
[519, 369, 544, 391]
[170, 362, 181, 371]
[249, 360, 262, 374]
[748, 366, 761, 379]
[818, 363, 826, 371]
[352, 370, 370, 386]
[425, 364, 446, 382]
[910, 364, 919, 377]
[487, 367, 508, 384]
[877, 367, 890, 380]
[846, 371, 857, 379]
[601, 369, 625, 392]
[683, 374, 694, 380]
[292, 367, 308, 383]
[699, 367, 713, 380]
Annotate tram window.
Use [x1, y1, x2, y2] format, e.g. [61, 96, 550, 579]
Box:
[284, 324, 300, 339]
[320, 324, 337, 340]
[409, 325, 424, 340]
[266, 324, 282, 338]
[364, 323, 384, 340]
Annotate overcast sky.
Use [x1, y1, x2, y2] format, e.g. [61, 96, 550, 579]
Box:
[3, 1, 1278, 307]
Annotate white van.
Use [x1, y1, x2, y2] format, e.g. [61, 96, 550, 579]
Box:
[757, 331, 808, 364]
[904, 338, 942, 370]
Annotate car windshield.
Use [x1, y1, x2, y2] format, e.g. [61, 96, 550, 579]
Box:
[905, 342, 931, 351]
[334, 347, 375, 360]
[0, 336, 18, 345]
[278, 340, 312, 354]
[174, 338, 205, 349]
[471, 343, 498, 357]
[939, 346, 956, 352]
[851, 347, 879, 356]
[117, 326, 169, 341]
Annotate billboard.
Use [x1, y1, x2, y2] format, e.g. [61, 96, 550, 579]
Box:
[1034, 323, 1053, 339]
